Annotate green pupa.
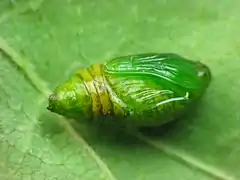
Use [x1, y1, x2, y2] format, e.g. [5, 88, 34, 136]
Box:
[47, 53, 211, 127]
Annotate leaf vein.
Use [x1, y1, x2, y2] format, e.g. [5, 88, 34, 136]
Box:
[135, 132, 236, 180]
[0, 37, 117, 180]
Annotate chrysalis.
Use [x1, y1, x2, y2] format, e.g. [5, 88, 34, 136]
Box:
[47, 53, 211, 127]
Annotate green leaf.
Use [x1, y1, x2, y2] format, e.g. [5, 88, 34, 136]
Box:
[0, 0, 239, 180]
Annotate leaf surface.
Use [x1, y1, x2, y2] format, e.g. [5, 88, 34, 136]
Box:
[0, 0, 239, 180]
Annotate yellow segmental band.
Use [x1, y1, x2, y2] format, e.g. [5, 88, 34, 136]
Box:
[76, 69, 101, 117]
[89, 64, 112, 116]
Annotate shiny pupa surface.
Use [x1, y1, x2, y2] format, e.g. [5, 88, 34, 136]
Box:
[47, 53, 211, 127]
